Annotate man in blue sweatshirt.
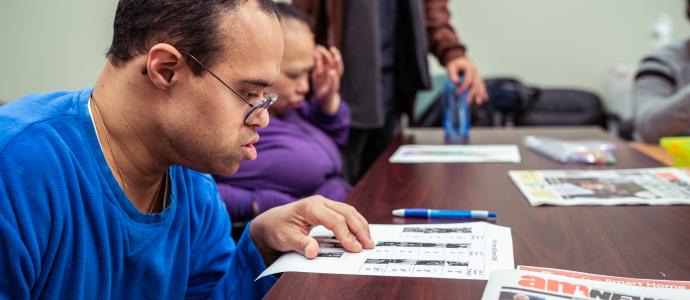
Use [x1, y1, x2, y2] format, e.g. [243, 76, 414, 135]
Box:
[0, 0, 374, 299]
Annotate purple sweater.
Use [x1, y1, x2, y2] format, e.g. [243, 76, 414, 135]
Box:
[214, 99, 352, 219]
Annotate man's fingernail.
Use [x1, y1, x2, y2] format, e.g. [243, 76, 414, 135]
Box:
[354, 241, 362, 251]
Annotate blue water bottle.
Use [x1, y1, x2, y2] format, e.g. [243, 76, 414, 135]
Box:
[442, 78, 470, 142]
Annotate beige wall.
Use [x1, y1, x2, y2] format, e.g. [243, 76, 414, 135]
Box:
[2, 0, 689, 116]
[427, 0, 690, 117]
[0, 1, 117, 103]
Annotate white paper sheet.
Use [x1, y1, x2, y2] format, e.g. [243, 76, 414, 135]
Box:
[258, 222, 514, 280]
[482, 268, 690, 300]
[508, 168, 690, 206]
[389, 145, 521, 163]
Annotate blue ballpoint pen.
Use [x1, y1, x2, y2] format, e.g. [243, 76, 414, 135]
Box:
[392, 208, 496, 219]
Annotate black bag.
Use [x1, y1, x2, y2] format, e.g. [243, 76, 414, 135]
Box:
[415, 77, 608, 129]
[416, 77, 535, 127]
[516, 88, 608, 129]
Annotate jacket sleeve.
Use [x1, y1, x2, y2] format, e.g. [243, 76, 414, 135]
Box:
[425, 0, 467, 65]
[633, 60, 690, 143]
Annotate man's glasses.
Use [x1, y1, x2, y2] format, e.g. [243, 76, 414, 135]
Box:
[180, 51, 278, 124]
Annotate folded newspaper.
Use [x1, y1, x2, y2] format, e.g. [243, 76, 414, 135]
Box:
[481, 266, 690, 300]
[508, 168, 690, 206]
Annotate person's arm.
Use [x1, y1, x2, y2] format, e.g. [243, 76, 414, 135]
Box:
[208, 223, 276, 300]
[250, 196, 374, 266]
[185, 184, 276, 299]
[303, 45, 350, 148]
[634, 70, 690, 143]
[215, 182, 298, 219]
[0, 205, 33, 299]
[424, 0, 487, 103]
[312, 176, 352, 202]
[310, 45, 344, 114]
[0, 154, 45, 299]
[425, 0, 465, 66]
[204, 195, 373, 298]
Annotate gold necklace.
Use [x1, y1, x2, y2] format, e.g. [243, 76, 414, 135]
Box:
[149, 170, 168, 214]
[91, 97, 167, 214]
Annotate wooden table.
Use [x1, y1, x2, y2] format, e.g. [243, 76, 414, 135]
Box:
[265, 127, 690, 299]
[628, 142, 674, 166]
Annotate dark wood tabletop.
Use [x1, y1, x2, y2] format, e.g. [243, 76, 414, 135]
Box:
[265, 127, 690, 299]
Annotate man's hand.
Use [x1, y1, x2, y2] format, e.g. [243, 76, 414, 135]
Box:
[249, 196, 374, 264]
[445, 56, 488, 104]
[311, 45, 344, 115]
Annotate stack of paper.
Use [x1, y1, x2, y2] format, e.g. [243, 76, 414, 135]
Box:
[258, 223, 514, 280]
[389, 145, 521, 163]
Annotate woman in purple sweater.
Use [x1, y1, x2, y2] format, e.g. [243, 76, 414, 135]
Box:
[214, 3, 352, 220]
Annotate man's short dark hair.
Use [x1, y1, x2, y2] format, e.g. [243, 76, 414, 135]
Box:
[107, 0, 277, 75]
[275, 2, 312, 29]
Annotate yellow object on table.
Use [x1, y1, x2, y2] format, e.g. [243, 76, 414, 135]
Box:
[660, 136, 690, 167]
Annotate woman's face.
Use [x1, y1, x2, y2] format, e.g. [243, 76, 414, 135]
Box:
[268, 19, 315, 116]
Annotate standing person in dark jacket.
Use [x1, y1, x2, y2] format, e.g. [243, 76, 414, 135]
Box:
[292, 0, 488, 182]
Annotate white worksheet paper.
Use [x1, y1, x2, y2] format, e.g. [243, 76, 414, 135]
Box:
[258, 222, 514, 280]
[389, 145, 521, 163]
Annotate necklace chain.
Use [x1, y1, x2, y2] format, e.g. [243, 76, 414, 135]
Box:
[91, 97, 167, 214]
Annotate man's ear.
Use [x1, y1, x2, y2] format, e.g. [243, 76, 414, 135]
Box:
[146, 43, 184, 90]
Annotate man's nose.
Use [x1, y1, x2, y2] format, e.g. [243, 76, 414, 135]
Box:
[246, 108, 270, 128]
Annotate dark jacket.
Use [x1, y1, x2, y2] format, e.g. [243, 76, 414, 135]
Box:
[293, 0, 467, 128]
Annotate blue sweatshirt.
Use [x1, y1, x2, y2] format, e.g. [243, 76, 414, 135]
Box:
[0, 89, 275, 299]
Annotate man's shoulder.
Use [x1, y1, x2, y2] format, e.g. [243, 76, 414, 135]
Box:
[0, 89, 90, 154]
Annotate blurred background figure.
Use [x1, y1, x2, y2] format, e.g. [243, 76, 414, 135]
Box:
[292, 0, 487, 183]
[4, 1, 690, 157]
[214, 3, 352, 221]
[633, 0, 690, 143]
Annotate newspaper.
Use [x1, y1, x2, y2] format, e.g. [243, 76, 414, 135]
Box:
[482, 267, 690, 300]
[517, 266, 690, 289]
[258, 222, 514, 280]
[508, 168, 690, 206]
[389, 145, 521, 163]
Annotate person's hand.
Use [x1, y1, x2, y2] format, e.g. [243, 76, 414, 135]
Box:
[249, 196, 374, 263]
[445, 56, 488, 104]
[311, 45, 344, 115]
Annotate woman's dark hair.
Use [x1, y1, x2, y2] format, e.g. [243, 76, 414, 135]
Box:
[106, 0, 277, 75]
[275, 2, 312, 29]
